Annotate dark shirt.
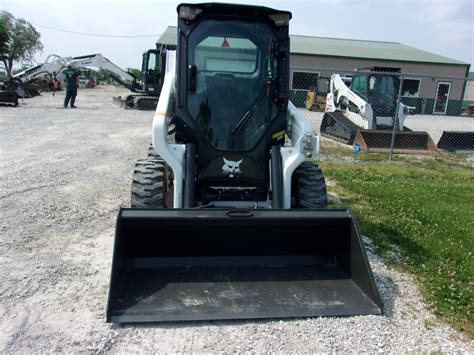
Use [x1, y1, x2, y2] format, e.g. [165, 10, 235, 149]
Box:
[63, 68, 81, 88]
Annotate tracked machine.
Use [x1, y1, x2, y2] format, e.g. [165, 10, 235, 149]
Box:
[0, 53, 141, 107]
[114, 45, 176, 110]
[321, 69, 437, 154]
[106, 3, 383, 323]
[0, 51, 173, 110]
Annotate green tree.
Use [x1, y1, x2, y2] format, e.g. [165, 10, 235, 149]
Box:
[0, 13, 10, 62]
[92, 69, 112, 84]
[0, 11, 43, 78]
[126, 68, 141, 79]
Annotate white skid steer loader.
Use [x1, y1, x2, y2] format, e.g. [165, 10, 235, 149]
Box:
[106, 2, 382, 323]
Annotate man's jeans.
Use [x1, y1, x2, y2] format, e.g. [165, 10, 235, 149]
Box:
[64, 87, 77, 107]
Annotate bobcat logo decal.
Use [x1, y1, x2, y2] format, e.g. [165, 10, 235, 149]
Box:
[222, 157, 243, 178]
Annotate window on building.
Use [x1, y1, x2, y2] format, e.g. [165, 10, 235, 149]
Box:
[291, 71, 319, 90]
[401, 78, 421, 97]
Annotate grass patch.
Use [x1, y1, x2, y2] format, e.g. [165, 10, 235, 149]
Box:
[320, 157, 474, 335]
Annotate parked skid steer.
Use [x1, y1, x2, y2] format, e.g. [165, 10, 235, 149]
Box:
[106, 3, 382, 323]
[321, 69, 437, 154]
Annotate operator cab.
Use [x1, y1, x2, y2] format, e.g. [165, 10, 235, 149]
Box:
[351, 67, 401, 128]
[174, 3, 291, 204]
[141, 49, 161, 95]
[186, 20, 277, 151]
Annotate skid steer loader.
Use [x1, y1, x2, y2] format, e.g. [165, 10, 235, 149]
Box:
[321, 69, 437, 154]
[106, 3, 382, 323]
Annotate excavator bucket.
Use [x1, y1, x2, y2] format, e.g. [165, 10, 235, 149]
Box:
[106, 208, 382, 323]
[354, 130, 438, 154]
[112, 96, 127, 108]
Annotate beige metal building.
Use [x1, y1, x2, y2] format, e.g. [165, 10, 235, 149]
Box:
[463, 72, 474, 111]
[157, 26, 471, 115]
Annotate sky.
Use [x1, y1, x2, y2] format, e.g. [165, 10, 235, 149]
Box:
[1, 0, 473, 70]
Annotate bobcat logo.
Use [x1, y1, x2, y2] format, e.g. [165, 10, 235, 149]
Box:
[222, 157, 243, 178]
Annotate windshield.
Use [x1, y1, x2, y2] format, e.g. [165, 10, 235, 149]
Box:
[187, 20, 277, 151]
[369, 75, 397, 98]
[367, 74, 399, 116]
[143, 51, 159, 85]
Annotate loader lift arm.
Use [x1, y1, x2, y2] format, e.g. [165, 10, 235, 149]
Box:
[327, 73, 373, 126]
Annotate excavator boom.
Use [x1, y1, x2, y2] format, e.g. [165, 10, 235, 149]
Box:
[0, 53, 141, 105]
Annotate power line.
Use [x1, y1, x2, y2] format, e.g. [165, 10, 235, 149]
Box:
[31, 22, 160, 38]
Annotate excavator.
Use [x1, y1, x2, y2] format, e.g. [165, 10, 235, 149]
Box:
[0, 53, 139, 107]
[321, 68, 437, 154]
[0, 49, 174, 110]
[106, 3, 383, 323]
[305, 76, 350, 112]
[114, 44, 176, 109]
[0, 54, 70, 106]
[305, 83, 327, 112]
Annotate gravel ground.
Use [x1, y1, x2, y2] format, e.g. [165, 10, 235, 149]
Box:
[0, 86, 472, 352]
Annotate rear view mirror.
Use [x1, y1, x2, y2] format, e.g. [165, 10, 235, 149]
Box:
[188, 65, 197, 92]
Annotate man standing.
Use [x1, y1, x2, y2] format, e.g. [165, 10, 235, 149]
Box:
[63, 63, 81, 108]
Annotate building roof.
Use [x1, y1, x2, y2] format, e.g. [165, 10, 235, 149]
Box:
[157, 26, 177, 47]
[290, 35, 467, 66]
[157, 26, 468, 66]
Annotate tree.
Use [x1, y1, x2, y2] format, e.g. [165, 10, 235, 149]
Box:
[126, 68, 141, 79]
[0, 13, 10, 61]
[0, 11, 43, 78]
[92, 69, 112, 84]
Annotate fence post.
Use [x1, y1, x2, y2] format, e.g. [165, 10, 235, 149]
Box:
[389, 73, 404, 161]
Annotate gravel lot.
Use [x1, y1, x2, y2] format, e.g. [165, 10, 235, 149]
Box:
[0, 86, 472, 352]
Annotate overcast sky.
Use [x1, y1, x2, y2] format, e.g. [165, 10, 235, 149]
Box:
[2, 0, 473, 70]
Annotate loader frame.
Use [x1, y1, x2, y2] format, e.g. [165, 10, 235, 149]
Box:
[152, 7, 318, 209]
[106, 2, 384, 324]
[152, 61, 319, 209]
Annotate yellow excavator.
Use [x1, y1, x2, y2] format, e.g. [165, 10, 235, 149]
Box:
[305, 85, 327, 112]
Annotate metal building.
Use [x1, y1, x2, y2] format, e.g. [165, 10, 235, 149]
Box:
[157, 26, 471, 115]
[463, 72, 474, 114]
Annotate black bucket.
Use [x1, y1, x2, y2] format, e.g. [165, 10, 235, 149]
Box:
[354, 130, 438, 154]
[106, 208, 382, 323]
[437, 131, 474, 152]
[0, 91, 19, 107]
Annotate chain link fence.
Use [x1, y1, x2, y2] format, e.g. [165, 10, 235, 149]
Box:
[289, 67, 474, 159]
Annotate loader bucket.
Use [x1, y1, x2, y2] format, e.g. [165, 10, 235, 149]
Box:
[106, 208, 383, 323]
[437, 131, 474, 152]
[354, 129, 438, 154]
[0, 91, 19, 107]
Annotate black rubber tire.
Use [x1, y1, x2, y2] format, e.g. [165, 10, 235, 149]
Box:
[310, 104, 321, 112]
[292, 162, 328, 208]
[131, 156, 166, 208]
